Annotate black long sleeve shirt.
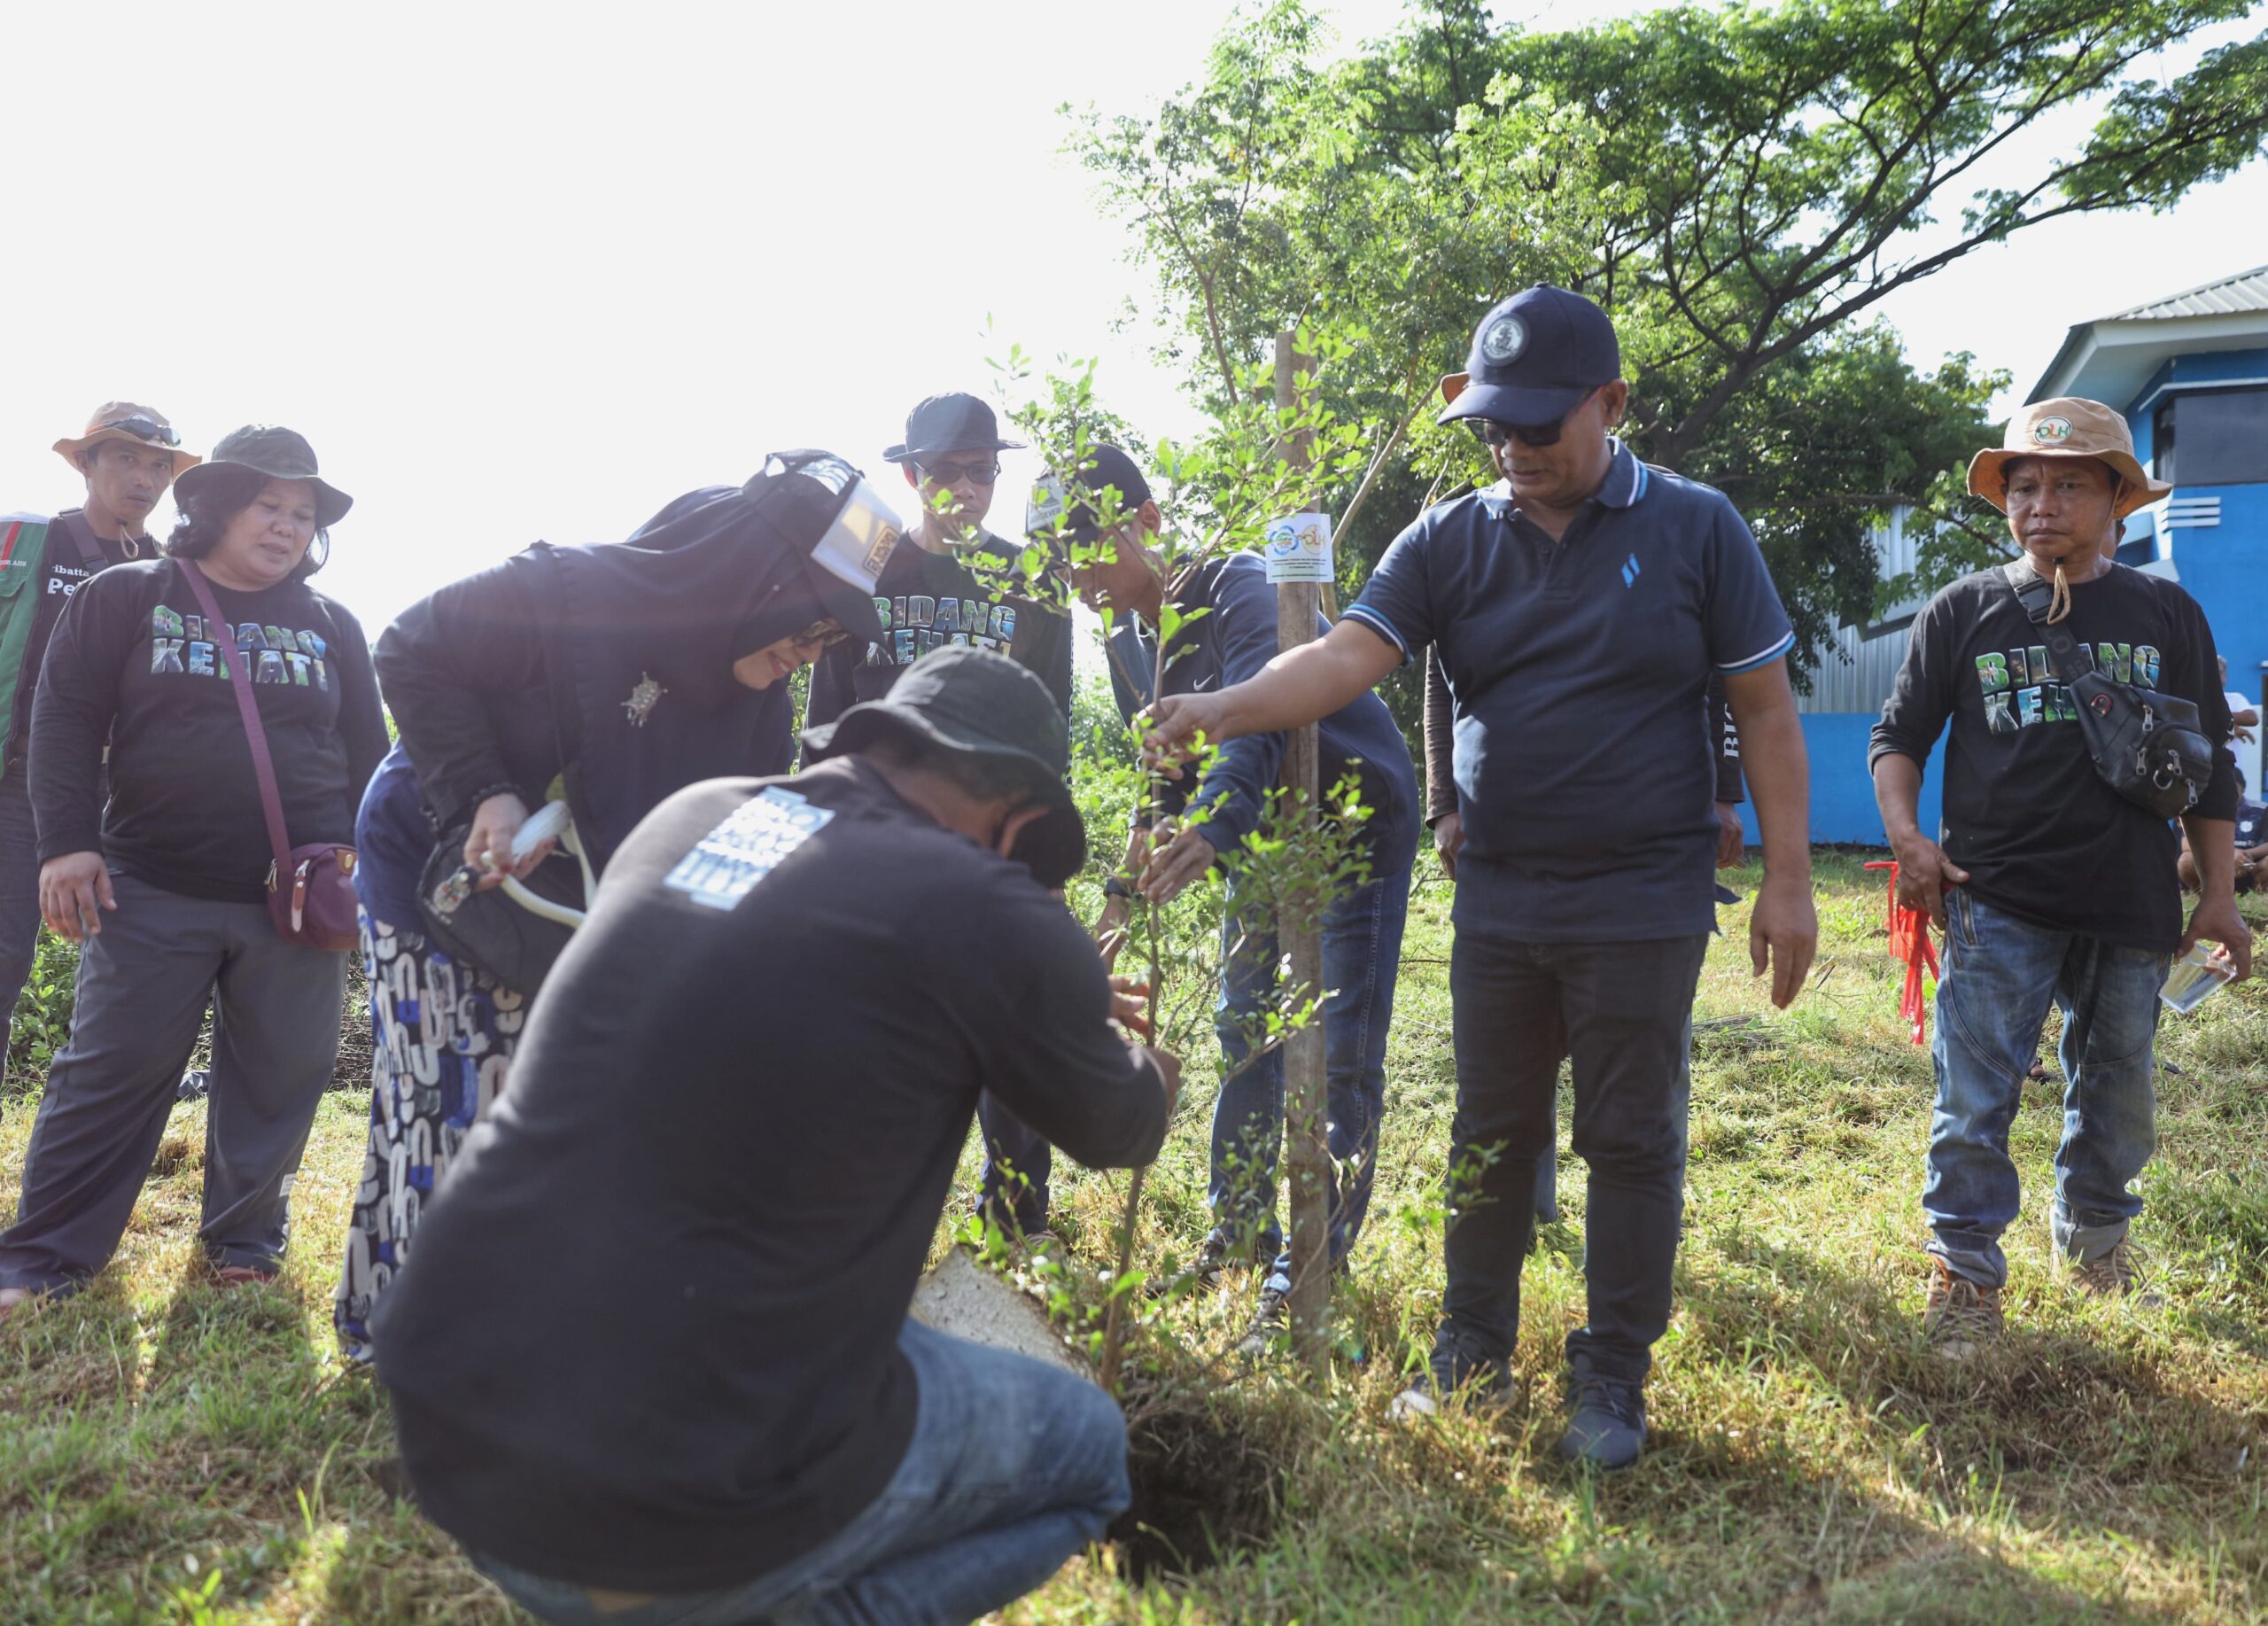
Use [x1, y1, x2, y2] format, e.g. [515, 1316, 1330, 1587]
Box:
[373, 554, 562, 833]
[1871, 563, 2235, 951]
[375, 758, 1165, 1592]
[31, 558, 387, 904]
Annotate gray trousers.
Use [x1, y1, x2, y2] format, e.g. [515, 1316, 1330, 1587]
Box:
[0, 767, 43, 1080]
[0, 873, 345, 1294]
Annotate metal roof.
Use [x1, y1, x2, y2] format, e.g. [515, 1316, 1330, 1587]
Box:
[2100, 264, 2268, 322]
[2030, 263, 2268, 404]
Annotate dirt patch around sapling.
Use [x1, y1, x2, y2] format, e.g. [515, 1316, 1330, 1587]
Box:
[1108, 1383, 1283, 1580]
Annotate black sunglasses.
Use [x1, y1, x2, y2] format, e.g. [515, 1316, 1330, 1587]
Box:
[1465, 387, 1603, 450]
[99, 416, 182, 448]
[916, 459, 1001, 487]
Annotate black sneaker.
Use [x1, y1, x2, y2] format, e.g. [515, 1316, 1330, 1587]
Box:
[1389, 1332, 1514, 1421]
[1234, 1282, 1291, 1360]
[1558, 1372, 1647, 1469]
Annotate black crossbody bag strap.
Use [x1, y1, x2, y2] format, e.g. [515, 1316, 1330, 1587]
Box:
[2000, 560, 2093, 684]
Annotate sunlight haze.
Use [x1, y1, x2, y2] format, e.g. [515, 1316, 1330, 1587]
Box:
[5, 0, 2262, 634]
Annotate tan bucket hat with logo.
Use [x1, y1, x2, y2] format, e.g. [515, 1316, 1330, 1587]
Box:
[51, 401, 199, 475]
[1967, 397, 2171, 519]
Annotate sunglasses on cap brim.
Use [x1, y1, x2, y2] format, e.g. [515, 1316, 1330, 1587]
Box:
[94, 416, 182, 449]
[1464, 386, 1604, 449]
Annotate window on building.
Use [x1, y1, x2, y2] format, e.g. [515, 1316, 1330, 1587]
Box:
[2155, 387, 2268, 486]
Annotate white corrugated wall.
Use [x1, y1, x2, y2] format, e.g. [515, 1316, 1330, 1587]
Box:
[1794, 508, 1923, 716]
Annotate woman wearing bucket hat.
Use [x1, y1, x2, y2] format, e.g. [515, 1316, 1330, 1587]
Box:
[332, 450, 904, 1362]
[0, 426, 386, 1319]
[1872, 397, 2248, 1357]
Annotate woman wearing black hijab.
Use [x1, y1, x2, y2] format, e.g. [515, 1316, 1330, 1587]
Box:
[333, 452, 901, 1361]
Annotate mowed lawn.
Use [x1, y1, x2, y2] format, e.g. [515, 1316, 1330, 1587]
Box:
[2, 853, 2264, 1623]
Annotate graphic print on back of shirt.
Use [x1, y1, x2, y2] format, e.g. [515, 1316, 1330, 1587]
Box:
[1975, 639, 2160, 734]
[866, 592, 1018, 670]
[664, 786, 834, 910]
[150, 603, 331, 689]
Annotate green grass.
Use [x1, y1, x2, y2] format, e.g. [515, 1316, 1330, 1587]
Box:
[4, 853, 2265, 1622]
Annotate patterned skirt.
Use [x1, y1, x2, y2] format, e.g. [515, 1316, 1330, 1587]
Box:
[332, 906, 526, 1361]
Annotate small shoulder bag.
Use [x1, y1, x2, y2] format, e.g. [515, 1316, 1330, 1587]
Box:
[179, 561, 361, 952]
[2000, 561, 2216, 819]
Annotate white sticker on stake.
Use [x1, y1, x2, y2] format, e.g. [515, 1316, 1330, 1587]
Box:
[1263, 512, 1335, 583]
[665, 787, 835, 911]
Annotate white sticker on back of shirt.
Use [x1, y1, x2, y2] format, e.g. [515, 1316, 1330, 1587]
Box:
[664, 786, 834, 911]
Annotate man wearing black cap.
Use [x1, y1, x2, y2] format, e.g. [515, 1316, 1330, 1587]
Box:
[374, 646, 1177, 1623]
[1144, 285, 1816, 1467]
[0, 405, 197, 1080]
[1049, 443, 1419, 1343]
[808, 392, 1077, 1241]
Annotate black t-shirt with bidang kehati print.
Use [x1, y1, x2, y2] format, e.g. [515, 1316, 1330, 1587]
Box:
[1870, 562, 2237, 952]
[802, 528, 1072, 733]
[29, 557, 389, 905]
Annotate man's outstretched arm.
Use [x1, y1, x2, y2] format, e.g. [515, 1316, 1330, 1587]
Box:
[1144, 618, 1400, 770]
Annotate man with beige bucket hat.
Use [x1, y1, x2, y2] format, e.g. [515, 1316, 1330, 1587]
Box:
[1870, 397, 2249, 1356]
[0, 406, 198, 1078]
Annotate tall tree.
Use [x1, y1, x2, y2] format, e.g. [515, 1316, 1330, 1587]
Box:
[1075, 0, 2268, 663]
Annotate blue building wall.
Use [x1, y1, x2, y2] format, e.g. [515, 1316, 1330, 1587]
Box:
[2124, 347, 2268, 460]
[2123, 348, 2268, 727]
[1737, 715, 1944, 847]
[2177, 481, 2268, 726]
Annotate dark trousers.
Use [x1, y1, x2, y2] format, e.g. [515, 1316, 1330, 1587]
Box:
[0, 768, 43, 1084]
[1433, 930, 1707, 1389]
[0, 874, 345, 1293]
[977, 1093, 1052, 1237]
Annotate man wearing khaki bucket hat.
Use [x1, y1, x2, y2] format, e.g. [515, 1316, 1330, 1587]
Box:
[0, 404, 199, 1079]
[1870, 397, 2250, 1358]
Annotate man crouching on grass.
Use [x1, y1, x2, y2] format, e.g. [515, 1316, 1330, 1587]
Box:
[372, 647, 1177, 1626]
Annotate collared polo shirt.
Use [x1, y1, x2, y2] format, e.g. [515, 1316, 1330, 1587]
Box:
[1344, 439, 1793, 941]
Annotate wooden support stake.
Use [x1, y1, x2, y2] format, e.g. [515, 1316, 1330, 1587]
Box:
[1274, 332, 1330, 1374]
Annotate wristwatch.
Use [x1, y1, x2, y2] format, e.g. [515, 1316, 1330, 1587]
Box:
[1102, 876, 1134, 902]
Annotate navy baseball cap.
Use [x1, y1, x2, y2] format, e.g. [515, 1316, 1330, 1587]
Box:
[1437, 285, 1622, 427]
[1026, 443, 1153, 544]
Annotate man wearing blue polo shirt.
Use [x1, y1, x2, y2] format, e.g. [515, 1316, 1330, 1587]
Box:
[1146, 285, 1816, 1467]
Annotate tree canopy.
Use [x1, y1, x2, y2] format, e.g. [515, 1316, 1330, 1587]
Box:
[1074, 0, 2268, 665]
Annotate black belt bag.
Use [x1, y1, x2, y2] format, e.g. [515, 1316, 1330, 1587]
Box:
[2002, 561, 2216, 818]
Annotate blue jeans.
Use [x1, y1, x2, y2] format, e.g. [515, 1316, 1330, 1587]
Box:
[1927, 890, 2167, 1289]
[470, 1319, 1130, 1626]
[1209, 856, 1410, 1295]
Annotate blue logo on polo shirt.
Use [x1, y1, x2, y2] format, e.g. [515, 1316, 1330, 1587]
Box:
[1620, 554, 1642, 587]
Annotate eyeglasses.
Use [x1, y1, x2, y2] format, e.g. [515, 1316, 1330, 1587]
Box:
[97, 416, 182, 448]
[916, 460, 1001, 488]
[789, 619, 853, 651]
[1465, 387, 1603, 450]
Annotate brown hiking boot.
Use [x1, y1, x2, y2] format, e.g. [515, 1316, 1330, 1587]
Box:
[1922, 1259, 2002, 1359]
[2064, 1236, 2159, 1304]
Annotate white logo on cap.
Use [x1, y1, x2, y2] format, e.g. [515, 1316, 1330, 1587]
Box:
[1480, 315, 1528, 365]
[2031, 416, 2073, 445]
